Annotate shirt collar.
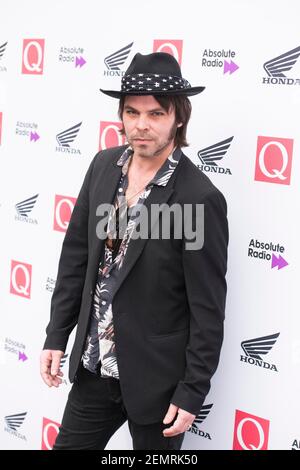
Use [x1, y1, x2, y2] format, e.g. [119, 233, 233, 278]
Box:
[116, 145, 181, 187]
[117, 146, 133, 170]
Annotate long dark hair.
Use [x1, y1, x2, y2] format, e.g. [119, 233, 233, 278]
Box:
[118, 94, 192, 148]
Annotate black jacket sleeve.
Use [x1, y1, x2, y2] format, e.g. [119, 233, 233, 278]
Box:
[171, 188, 229, 415]
[43, 155, 97, 351]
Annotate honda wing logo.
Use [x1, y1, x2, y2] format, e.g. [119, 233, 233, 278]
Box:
[60, 353, 68, 368]
[104, 42, 133, 71]
[197, 136, 233, 175]
[15, 194, 38, 217]
[240, 333, 280, 372]
[5, 412, 27, 431]
[241, 333, 280, 360]
[56, 122, 81, 147]
[0, 41, 7, 60]
[198, 136, 233, 166]
[189, 404, 213, 440]
[192, 404, 213, 429]
[264, 46, 300, 78]
[59, 353, 69, 385]
[263, 45, 300, 85]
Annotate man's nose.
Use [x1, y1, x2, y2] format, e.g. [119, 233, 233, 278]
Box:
[136, 114, 149, 130]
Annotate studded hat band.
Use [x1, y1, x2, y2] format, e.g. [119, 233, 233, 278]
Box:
[121, 73, 192, 93]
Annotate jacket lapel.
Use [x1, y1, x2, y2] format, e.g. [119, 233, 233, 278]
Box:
[90, 146, 183, 297]
[111, 181, 175, 300]
[90, 155, 123, 287]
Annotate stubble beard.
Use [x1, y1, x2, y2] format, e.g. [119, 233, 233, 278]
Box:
[127, 121, 178, 159]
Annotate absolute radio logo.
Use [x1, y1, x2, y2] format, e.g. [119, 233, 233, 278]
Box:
[15, 120, 40, 142]
[15, 193, 39, 224]
[255, 136, 293, 185]
[55, 122, 82, 155]
[99, 121, 127, 150]
[4, 337, 28, 363]
[41, 417, 60, 450]
[240, 332, 280, 372]
[248, 238, 289, 270]
[10, 260, 32, 299]
[201, 48, 239, 75]
[197, 136, 233, 175]
[58, 45, 86, 68]
[0, 41, 7, 72]
[4, 412, 27, 441]
[153, 40, 183, 65]
[53, 195, 76, 233]
[262, 45, 300, 86]
[22, 39, 45, 75]
[103, 42, 133, 76]
[187, 404, 213, 440]
[233, 410, 270, 450]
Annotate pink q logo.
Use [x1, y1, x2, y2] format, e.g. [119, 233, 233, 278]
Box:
[233, 410, 270, 450]
[99, 121, 126, 150]
[22, 39, 45, 75]
[41, 417, 60, 450]
[53, 195, 77, 233]
[10, 260, 32, 299]
[255, 136, 293, 185]
[153, 40, 183, 65]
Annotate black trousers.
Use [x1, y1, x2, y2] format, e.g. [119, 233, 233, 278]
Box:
[53, 363, 185, 450]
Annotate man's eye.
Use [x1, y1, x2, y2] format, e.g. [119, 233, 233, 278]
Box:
[152, 112, 163, 116]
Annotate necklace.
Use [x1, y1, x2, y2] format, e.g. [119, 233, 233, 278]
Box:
[125, 185, 148, 206]
[125, 173, 155, 206]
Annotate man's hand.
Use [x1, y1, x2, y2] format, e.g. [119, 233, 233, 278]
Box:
[40, 349, 65, 388]
[162, 403, 195, 437]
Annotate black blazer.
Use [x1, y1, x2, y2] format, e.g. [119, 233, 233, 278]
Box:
[44, 145, 228, 425]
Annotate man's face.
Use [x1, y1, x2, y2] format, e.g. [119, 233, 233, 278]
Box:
[122, 95, 179, 158]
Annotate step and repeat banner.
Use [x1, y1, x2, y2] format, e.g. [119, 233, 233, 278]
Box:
[0, 0, 299, 450]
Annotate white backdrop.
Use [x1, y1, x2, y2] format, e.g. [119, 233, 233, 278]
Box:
[0, 0, 299, 450]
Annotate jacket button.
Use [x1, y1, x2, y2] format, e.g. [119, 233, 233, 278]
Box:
[90, 289, 94, 296]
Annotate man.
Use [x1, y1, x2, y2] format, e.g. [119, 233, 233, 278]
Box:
[40, 52, 228, 450]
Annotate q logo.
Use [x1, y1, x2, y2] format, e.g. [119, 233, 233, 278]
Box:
[10, 260, 32, 299]
[41, 418, 60, 450]
[233, 410, 270, 450]
[255, 136, 293, 185]
[54, 195, 77, 233]
[22, 39, 45, 75]
[153, 40, 183, 65]
[99, 121, 126, 150]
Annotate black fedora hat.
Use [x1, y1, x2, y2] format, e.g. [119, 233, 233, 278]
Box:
[100, 52, 205, 98]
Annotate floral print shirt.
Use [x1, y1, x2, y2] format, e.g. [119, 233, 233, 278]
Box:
[82, 146, 181, 378]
